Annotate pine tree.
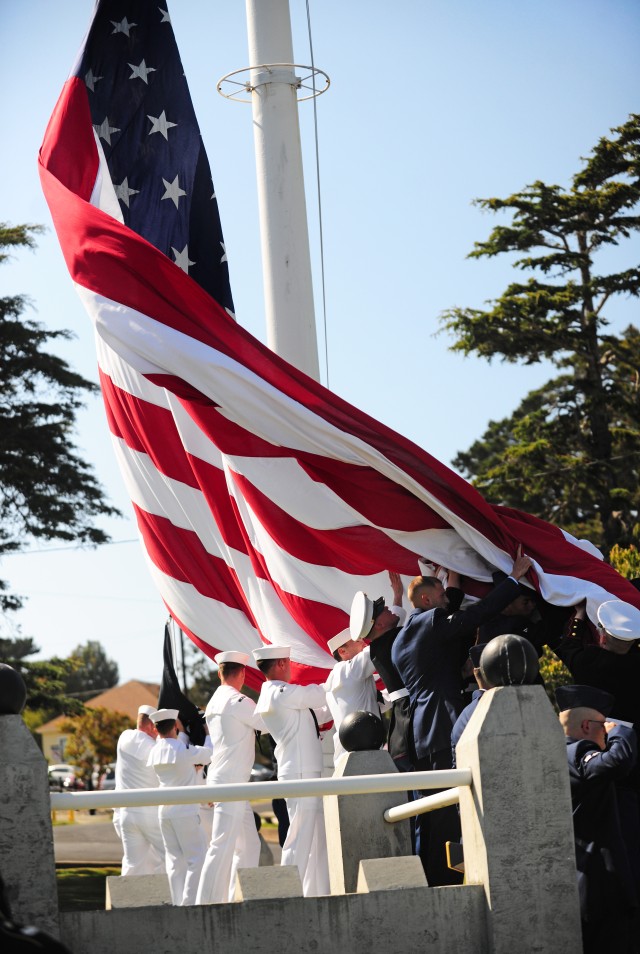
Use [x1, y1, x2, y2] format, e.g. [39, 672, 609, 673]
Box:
[441, 115, 640, 551]
[0, 222, 120, 612]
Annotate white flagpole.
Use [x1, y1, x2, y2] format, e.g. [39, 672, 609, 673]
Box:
[244, 0, 320, 380]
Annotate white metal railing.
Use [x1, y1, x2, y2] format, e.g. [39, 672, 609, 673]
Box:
[49, 769, 472, 815]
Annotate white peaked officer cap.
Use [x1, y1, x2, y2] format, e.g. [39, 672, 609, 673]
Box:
[327, 628, 352, 654]
[214, 651, 249, 665]
[597, 600, 640, 641]
[150, 708, 179, 723]
[138, 705, 157, 716]
[350, 591, 385, 641]
[252, 645, 291, 662]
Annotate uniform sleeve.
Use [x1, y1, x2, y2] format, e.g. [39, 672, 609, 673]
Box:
[577, 727, 637, 781]
[443, 579, 521, 640]
[186, 744, 213, 765]
[390, 604, 407, 626]
[345, 646, 375, 680]
[232, 694, 267, 733]
[282, 682, 327, 709]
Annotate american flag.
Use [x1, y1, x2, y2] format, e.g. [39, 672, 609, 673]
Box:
[39, 0, 640, 689]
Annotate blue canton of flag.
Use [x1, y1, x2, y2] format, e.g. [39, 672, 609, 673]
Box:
[74, 1, 234, 314]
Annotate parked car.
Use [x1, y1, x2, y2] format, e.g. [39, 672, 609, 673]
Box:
[91, 762, 117, 791]
[48, 763, 85, 791]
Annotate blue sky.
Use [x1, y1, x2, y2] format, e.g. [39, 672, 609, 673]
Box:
[1, 0, 638, 686]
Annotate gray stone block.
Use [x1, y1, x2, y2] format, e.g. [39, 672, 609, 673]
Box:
[105, 873, 172, 909]
[324, 749, 412, 894]
[356, 856, 427, 893]
[0, 714, 59, 937]
[234, 865, 303, 901]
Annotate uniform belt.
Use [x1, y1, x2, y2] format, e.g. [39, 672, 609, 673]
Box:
[388, 688, 409, 702]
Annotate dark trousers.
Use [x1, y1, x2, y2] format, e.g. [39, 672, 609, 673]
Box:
[414, 749, 463, 887]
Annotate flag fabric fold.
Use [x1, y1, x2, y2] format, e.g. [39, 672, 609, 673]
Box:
[39, 0, 640, 689]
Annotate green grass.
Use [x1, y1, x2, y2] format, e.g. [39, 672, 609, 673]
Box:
[56, 867, 120, 911]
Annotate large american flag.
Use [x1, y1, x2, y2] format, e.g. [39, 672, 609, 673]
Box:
[39, 0, 639, 688]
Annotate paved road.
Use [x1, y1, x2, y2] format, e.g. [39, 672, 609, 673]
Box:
[53, 810, 282, 865]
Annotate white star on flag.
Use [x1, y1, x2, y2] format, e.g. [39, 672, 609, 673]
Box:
[85, 69, 103, 92]
[161, 174, 186, 209]
[171, 245, 195, 273]
[128, 60, 156, 84]
[220, 242, 227, 264]
[111, 17, 136, 36]
[148, 111, 177, 140]
[159, 8, 171, 22]
[114, 178, 140, 208]
[94, 117, 120, 145]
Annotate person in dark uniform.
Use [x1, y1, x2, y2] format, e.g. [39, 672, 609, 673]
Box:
[556, 598, 640, 904]
[556, 684, 638, 954]
[391, 548, 533, 886]
[478, 572, 572, 658]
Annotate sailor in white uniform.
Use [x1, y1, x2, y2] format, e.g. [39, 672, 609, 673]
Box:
[114, 704, 165, 876]
[323, 629, 383, 766]
[253, 645, 330, 897]
[147, 708, 211, 906]
[196, 651, 265, 904]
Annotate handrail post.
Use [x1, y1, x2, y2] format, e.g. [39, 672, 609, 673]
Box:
[456, 685, 582, 954]
[323, 750, 412, 894]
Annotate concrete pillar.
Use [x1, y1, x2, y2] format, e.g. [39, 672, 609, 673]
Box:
[323, 749, 412, 894]
[0, 714, 59, 936]
[456, 685, 582, 954]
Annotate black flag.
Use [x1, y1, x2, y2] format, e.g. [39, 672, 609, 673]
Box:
[158, 622, 206, 746]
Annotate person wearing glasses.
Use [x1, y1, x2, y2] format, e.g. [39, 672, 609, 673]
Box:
[556, 683, 637, 954]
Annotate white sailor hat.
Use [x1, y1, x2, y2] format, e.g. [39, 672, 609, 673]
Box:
[214, 651, 249, 665]
[350, 591, 385, 641]
[327, 628, 352, 654]
[252, 645, 291, 662]
[138, 704, 157, 716]
[597, 600, 640, 641]
[150, 708, 179, 723]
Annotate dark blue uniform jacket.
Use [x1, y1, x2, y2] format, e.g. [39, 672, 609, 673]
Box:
[391, 577, 521, 760]
[567, 725, 637, 924]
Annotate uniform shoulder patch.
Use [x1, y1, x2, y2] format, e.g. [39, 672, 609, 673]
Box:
[582, 751, 600, 764]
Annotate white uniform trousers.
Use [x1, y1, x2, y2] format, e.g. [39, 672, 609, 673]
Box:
[281, 772, 330, 897]
[159, 813, 207, 905]
[119, 809, 165, 876]
[196, 800, 259, 903]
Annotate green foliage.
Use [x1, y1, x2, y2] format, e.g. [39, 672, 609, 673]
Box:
[64, 640, 119, 696]
[61, 706, 133, 784]
[0, 636, 83, 716]
[608, 544, 640, 580]
[0, 222, 121, 613]
[441, 115, 640, 551]
[539, 645, 573, 708]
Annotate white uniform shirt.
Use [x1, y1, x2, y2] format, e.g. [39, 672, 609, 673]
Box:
[324, 647, 379, 763]
[205, 685, 265, 784]
[147, 737, 211, 816]
[115, 729, 159, 815]
[254, 680, 327, 777]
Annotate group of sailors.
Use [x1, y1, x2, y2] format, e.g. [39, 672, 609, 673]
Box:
[112, 554, 640, 952]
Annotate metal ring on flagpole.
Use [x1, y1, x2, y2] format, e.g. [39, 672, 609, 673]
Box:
[216, 63, 330, 104]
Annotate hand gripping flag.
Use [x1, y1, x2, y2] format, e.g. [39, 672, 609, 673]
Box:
[39, 1, 640, 689]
